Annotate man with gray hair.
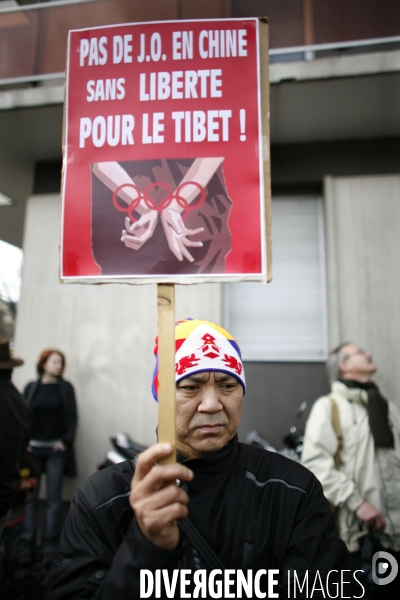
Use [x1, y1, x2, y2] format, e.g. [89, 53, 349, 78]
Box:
[301, 342, 400, 595]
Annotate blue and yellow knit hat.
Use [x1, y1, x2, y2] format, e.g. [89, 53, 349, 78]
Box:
[152, 319, 246, 401]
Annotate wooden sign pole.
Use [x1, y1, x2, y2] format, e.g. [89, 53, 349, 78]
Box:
[157, 283, 176, 464]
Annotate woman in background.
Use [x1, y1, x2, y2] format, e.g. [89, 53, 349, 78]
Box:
[18, 350, 77, 565]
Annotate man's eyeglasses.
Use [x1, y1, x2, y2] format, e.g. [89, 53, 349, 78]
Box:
[343, 349, 368, 361]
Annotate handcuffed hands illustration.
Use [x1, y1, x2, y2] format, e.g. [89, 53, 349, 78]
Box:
[161, 208, 204, 262]
[121, 208, 203, 261]
[121, 211, 158, 251]
[92, 157, 224, 263]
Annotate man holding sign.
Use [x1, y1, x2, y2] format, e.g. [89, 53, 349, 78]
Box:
[46, 320, 361, 599]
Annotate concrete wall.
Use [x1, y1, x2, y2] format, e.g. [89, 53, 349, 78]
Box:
[325, 174, 400, 407]
[13, 194, 221, 498]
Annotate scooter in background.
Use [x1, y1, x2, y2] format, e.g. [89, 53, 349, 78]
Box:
[245, 401, 307, 461]
[98, 432, 147, 470]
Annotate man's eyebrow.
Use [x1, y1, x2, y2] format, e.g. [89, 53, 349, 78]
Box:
[214, 372, 236, 381]
[177, 373, 209, 384]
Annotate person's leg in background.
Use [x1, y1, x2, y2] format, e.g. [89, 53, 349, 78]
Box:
[41, 447, 66, 564]
[18, 450, 45, 562]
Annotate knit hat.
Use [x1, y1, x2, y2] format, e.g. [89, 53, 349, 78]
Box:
[152, 319, 245, 401]
[0, 338, 24, 369]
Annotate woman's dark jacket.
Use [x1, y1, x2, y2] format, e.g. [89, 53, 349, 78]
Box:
[24, 377, 78, 477]
[45, 436, 358, 599]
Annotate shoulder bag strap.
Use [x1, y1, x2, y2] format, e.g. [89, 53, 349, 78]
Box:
[330, 396, 342, 469]
[179, 518, 226, 571]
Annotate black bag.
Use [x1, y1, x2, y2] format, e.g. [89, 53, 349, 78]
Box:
[358, 532, 384, 591]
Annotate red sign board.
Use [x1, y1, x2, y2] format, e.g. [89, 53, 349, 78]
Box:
[61, 18, 270, 282]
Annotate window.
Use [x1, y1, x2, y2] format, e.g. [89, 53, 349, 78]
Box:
[0, 239, 23, 304]
[224, 197, 328, 361]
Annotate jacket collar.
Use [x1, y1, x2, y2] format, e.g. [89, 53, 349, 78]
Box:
[178, 433, 239, 474]
[332, 380, 369, 404]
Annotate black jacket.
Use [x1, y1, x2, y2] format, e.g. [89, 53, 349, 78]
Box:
[46, 437, 358, 599]
[24, 377, 78, 477]
[0, 380, 31, 518]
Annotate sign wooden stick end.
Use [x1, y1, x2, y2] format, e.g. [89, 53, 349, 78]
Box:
[157, 283, 176, 464]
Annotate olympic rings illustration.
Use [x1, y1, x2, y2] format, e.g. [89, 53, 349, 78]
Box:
[112, 180, 206, 222]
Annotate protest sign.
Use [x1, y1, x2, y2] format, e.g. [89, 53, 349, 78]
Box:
[61, 18, 271, 460]
[61, 18, 271, 284]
